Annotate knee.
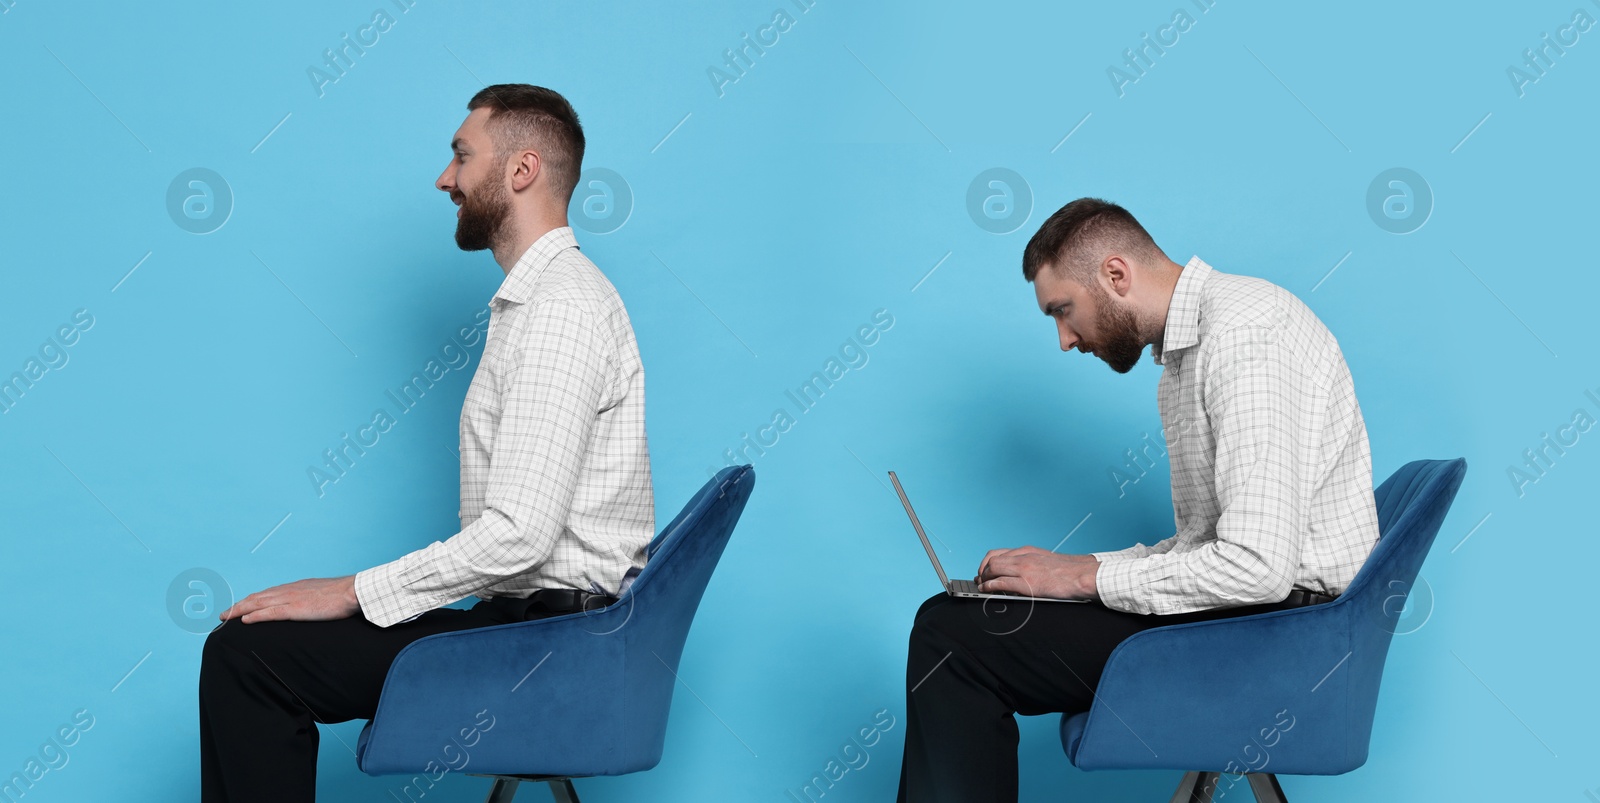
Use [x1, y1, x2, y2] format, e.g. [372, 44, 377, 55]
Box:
[912, 592, 948, 622]
[908, 594, 976, 652]
[910, 594, 1037, 653]
[201, 619, 270, 684]
[205, 617, 252, 652]
[202, 621, 239, 673]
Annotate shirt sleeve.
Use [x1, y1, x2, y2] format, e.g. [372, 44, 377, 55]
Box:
[1095, 323, 1308, 615]
[1091, 533, 1179, 564]
[354, 299, 610, 627]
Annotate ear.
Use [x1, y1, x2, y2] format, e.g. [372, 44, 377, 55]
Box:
[1102, 255, 1133, 297]
[508, 149, 542, 193]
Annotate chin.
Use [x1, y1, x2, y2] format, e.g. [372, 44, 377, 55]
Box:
[1100, 348, 1145, 374]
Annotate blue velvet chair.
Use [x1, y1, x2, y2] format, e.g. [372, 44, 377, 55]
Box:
[354, 465, 756, 802]
[1059, 458, 1467, 802]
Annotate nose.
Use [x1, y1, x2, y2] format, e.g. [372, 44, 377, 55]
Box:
[1057, 320, 1080, 353]
[436, 161, 456, 194]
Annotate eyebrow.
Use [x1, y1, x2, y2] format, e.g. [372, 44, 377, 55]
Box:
[451, 137, 468, 153]
[1043, 300, 1070, 316]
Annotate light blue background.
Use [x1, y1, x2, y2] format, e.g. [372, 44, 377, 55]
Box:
[2, 1, 1596, 800]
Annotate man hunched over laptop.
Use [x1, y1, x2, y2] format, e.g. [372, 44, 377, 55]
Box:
[892, 198, 1381, 803]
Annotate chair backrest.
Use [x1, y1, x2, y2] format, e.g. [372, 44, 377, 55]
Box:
[1331, 457, 1467, 766]
[614, 464, 756, 762]
[1345, 458, 1468, 602]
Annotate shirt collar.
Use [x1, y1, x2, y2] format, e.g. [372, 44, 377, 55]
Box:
[491, 226, 580, 307]
[1152, 255, 1212, 365]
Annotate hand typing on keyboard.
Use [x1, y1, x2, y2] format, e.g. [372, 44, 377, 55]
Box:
[975, 547, 1101, 601]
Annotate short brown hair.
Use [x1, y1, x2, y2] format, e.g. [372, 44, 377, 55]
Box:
[1021, 198, 1163, 283]
[467, 84, 585, 204]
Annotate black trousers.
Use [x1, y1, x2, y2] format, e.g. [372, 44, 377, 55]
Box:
[198, 600, 525, 803]
[895, 593, 1309, 803]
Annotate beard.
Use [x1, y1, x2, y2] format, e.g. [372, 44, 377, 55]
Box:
[453, 165, 512, 252]
[1085, 283, 1146, 374]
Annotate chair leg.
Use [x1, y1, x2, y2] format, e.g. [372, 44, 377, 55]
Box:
[545, 778, 581, 803]
[1169, 772, 1200, 803]
[1169, 771, 1222, 803]
[484, 778, 520, 803]
[1245, 774, 1287, 803]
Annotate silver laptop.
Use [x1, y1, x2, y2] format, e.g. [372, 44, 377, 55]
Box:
[889, 471, 1085, 603]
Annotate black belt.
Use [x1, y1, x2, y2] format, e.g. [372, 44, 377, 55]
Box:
[1279, 588, 1337, 608]
[482, 589, 618, 621]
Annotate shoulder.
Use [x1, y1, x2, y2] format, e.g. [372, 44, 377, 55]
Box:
[535, 249, 624, 311]
[1194, 269, 1342, 384]
[1198, 270, 1301, 334]
[521, 249, 638, 358]
[524, 249, 633, 332]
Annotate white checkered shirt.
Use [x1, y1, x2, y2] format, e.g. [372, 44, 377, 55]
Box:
[1091, 256, 1380, 616]
[355, 227, 653, 627]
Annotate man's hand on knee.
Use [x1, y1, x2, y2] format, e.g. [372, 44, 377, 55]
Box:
[220, 575, 361, 624]
[976, 547, 1100, 600]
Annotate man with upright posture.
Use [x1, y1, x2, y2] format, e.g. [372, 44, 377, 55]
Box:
[896, 198, 1381, 802]
[200, 85, 653, 802]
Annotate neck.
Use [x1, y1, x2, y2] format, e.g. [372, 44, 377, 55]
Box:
[1144, 258, 1185, 348]
[491, 206, 571, 275]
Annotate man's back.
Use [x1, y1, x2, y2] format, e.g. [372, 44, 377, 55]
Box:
[1093, 257, 1381, 615]
[462, 229, 654, 599]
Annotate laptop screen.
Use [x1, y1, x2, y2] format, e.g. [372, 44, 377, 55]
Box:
[888, 471, 951, 586]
